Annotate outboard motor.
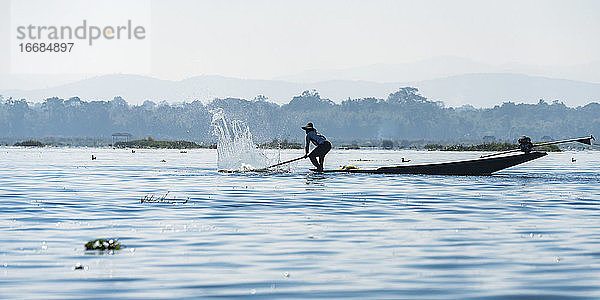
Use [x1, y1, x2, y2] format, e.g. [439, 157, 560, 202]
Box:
[518, 136, 534, 153]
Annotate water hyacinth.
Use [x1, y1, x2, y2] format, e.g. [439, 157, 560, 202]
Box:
[85, 238, 122, 250]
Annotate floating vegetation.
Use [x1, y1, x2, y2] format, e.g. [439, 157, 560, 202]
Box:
[72, 263, 88, 270]
[341, 165, 359, 170]
[85, 238, 122, 250]
[140, 192, 189, 204]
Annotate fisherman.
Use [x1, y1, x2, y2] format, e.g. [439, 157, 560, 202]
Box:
[302, 122, 332, 172]
[518, 136, 534, 153]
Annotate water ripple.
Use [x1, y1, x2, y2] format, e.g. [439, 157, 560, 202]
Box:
[1, 148, 599, 298]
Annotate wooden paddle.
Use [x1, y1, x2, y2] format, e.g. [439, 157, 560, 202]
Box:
[262, 155, 306, 169]
[217, 155, 307, 173]
[480, 135, 595, 158]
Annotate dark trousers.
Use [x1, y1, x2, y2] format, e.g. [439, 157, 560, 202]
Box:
[308, 141, 332, 170]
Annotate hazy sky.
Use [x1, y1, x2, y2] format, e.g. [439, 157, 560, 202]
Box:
[2, 0, 600, 83]
[149, 0, 600, 80]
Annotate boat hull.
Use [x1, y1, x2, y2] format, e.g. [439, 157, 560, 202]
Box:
[320, 151, 547, 176]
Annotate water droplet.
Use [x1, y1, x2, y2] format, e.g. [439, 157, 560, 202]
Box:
[250, 289, 256, 295]
[529, 233, 534, 238]
[283, 271, 290, 278]
[211, 108, 271, 170]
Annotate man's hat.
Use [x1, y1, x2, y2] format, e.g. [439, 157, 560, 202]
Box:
[301, 122, 315, 130]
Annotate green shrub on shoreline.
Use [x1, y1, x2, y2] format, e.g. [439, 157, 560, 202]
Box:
[535, 144, 562, 152]
[114, 138, 214, 149]
[13, 140, 44, 147]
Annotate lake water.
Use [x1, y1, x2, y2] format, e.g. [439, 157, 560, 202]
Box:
[1, 147, 599, 299]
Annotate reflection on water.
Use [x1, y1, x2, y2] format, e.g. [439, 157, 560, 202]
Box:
[0, 147, 599, 299]
[305, 173, 327, 186]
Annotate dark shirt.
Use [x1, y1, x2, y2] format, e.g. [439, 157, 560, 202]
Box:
[305, 130, 327, 153]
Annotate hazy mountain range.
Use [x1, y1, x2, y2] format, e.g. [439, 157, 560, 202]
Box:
[2, 57, 600, 108]
[277, 56, 600, 84]
[2, 73, 600, 108]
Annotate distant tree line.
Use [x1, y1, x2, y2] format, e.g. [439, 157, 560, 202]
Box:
[424, 142, 560, 152]
[1, 88, 598, 145]
[114, 137, 210, 149]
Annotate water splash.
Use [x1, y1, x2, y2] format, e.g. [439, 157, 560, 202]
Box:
[211, 108, 271, 170]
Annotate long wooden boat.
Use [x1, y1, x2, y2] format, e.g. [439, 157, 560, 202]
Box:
[314, 151, 547, 176]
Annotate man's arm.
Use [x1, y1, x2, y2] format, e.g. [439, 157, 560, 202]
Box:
[305, 134, 310, 156]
